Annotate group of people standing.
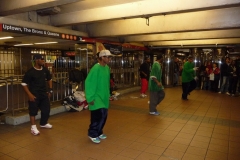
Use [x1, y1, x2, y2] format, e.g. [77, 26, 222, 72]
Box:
[198, 57, 240, 96]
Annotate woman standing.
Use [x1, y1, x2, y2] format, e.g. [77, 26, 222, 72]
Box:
[228, 60, 238, 96]
[209, 63, 220, 92]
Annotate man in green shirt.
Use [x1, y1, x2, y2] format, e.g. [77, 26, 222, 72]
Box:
[148, 54, 165, 116]
[85, 49, 113, 144]
[181, 55, 198, 100]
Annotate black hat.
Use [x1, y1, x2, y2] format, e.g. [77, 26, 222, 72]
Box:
[32, 54, 44, 60]
[188, 55, 193, 59]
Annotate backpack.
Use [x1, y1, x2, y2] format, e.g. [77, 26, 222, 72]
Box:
[62, 95, 83, 112]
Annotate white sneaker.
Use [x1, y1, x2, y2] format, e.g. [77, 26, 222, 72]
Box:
[149, 111, 160, 116]
[218, 91, 221, 94]
[31, 125, 40, 135]
[40, 123, 52, 129]
[226, 92, 230, 95]
[114, 92, 120, 96]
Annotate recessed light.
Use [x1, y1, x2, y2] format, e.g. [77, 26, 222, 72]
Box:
[0, 36, 13, 40]
[14, 44, 33, 46]
[34, 42, 58, 44]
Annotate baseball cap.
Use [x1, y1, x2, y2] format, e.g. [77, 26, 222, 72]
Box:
[188, 55, 193, 59]
[99, 50, 114, 57]
[32, 54, 44, 60]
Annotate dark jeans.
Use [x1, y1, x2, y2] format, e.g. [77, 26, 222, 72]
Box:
[88, 108, 108, 138]
[210, 79, 220, 92]
[228, 76, 238, 94]
[182, 80, 197, 99]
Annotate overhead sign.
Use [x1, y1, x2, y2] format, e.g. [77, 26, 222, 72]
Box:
[103, 43, 122, 55]
[0, 23, 82, 41]
[63, 51, 75, 57]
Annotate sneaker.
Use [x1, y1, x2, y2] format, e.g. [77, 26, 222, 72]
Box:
[148, 101, 150, 104]
[89, 136, 101, 143]
[143, 94, 147, 97]
[226, 92, 230, 96]
[114, 92, 120, 96]
[140, 94, 145, 98]
[40, 123, 52, 129]
[99, 134, 107, 139]
[149, 111, 160, 116]
[218, 91, 221, 94]
[31, 125, 40, 135]
[232, 94, 235, 97]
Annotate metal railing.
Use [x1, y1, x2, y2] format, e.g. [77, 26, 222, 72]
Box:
[0, 72, 72, 116]
[0, 79, 8, 113]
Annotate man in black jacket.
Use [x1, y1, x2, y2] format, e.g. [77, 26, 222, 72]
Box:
[219, 57, 231, 94]
[139, 56, 150, 98]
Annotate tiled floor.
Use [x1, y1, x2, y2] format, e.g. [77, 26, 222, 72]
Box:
[1, 86, 240, 160]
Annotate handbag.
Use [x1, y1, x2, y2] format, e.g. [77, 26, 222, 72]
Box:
[209, 73, 214, 81]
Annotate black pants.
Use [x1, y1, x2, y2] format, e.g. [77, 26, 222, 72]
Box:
[211, 79, 219, 92]
[182, 80, 197, 99]
[88, 108, 108, 138]
[228, 76, 238, 94]
[28, 94, 50, 125]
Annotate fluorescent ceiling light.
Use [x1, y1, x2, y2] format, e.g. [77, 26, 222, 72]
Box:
[14, 44, 33, 46]
[0, 36, 13, 40]
[34, 42, 58, 44]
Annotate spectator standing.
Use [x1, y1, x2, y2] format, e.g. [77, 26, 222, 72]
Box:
[228, 60, 239, 96]
[85, 50, 113, 144]
[198, 61, 207, 89]
[209, 63, 220, 92]
[139, 56, 151, 98]
[148, 54, 165, 116]
[181, 55, 198, 100]
[173, 57, 180, 86]
[204, 61, 213, 90]
[21, 54, 53, 136]
[219, 57, 231, 94]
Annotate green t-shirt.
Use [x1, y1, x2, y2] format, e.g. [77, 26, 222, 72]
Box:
[148, 61, 164, 91]
[182, 61, 195, 83]
[85, 63, 110, 111]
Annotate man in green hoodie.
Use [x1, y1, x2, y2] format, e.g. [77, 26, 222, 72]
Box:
[85, 49, 113, 144]
[148, 54, 165, 116]
[181, 55, 198, 100]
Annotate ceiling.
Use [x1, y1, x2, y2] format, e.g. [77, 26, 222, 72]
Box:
[0, 0, 240, 51]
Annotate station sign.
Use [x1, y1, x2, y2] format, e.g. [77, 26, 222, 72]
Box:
[63, 51, 75, 56]
[0, 23, 82, 41]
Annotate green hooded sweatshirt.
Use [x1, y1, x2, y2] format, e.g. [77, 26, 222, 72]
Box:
[85, 63, 110, 111]
[148, 61, 164, 91]
[182, 61, 195, 83]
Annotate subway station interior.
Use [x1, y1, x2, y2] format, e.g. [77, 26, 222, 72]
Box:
[1, 1, 240, 160]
